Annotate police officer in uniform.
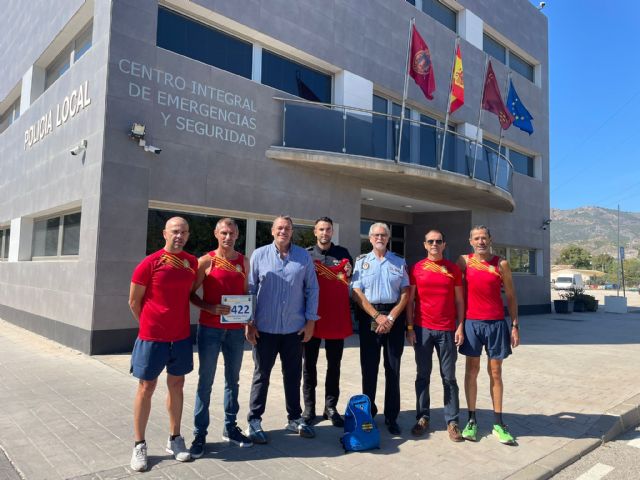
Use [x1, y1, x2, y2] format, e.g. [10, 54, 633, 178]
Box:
[351, 222, 409, 436]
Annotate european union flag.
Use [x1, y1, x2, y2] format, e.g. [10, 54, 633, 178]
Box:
[507, 80, 534, 135]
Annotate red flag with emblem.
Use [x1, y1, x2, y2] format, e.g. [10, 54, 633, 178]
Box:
[408, 25, 436, 100]
[481, 61, 513, 129]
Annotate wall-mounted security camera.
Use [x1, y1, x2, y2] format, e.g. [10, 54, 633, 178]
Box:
[70, 139, 87, 156]
[537, 2, 546, 9]
[541, 218, 552, 230]
[144, 145, 162, 155]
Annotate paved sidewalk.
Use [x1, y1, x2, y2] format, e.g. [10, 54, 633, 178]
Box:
[0, 308, 639, 480]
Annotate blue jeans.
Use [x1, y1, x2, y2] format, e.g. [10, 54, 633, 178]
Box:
[193, 325, 245, 436]
[414, 326, 459, 424]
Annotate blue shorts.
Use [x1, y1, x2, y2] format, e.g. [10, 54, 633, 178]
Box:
[130, 337, 194, 381]
[459, 319, 512, 360]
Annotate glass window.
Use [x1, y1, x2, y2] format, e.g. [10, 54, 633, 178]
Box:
[157, 7, 252, 79]
[262, 50, 331, 103]
[509, 52, 534, 82]
[33, 217, 61, 257]
[45, 23, 93, 90]
[255, 220, 314, 249]
[492, 245, 507, 259]
[73, 24, 93, 62]
[483, 139, 506, 156]
[0, 228, 10, 260]
[510, 248, 536, 274]
[483, 34, 506, 64]
[372, 95, 391, 160]
[147, 209, 246, 258]
[61, 212, 81, 255]
[510, 149, 534, 177]
[0, 97, 20, 134]
[422, 0, 457, 32]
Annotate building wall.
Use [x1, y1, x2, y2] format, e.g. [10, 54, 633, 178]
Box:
[0, 0, 111, 351]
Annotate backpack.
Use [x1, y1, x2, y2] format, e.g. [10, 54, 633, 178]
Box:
[340, 394, 380, 452]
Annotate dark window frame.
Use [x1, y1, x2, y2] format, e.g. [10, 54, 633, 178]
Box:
[32, 211, 82, 258]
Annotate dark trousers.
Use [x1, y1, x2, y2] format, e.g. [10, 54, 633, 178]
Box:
[414, 326, 459, 424]
[302, 337, 344, 411]
[247, 331, 303, 422]
[357, 307, 405, 421]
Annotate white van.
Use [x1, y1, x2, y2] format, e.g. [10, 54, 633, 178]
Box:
[554, 274, 584, 290]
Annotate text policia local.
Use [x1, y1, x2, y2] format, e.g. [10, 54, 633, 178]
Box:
[24, 81, 91, 150]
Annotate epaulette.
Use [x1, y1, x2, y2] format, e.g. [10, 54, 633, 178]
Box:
[355, 253, 368, 261]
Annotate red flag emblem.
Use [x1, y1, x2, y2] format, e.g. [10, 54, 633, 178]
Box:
[409, 25, 436, 100]
[481, 61, 513, 130]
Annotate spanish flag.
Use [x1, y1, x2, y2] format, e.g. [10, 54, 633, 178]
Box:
[449, 45, 464, 114]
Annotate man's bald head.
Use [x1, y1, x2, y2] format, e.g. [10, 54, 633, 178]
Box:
[163, 217, 190, 253]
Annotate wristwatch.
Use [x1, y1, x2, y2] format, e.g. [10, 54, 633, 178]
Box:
[387, 314, 395, 323]
[511, 322, 519, 330]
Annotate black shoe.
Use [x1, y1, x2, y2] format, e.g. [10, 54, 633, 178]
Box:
[385, 418, 401, 436]
[302, 407, 316, 424]
[323, 407, 344, 428]
[190, 434, 206, 459]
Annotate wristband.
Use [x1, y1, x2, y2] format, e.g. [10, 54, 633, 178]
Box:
[512, 323, 519, 330]
[406, 325, 414, 331]
[372, 312, 380, 320]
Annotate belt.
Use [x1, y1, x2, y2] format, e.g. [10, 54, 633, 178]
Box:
[370, 302, 396, 310]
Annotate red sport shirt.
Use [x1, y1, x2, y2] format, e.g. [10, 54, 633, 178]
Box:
[131, 248, 197, 342]
[199, 251, 246, 330]
[464, 254, 504, 320]
[410, 258, 462, 331]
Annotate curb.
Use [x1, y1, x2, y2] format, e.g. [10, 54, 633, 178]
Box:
[506, 393, 640, 480]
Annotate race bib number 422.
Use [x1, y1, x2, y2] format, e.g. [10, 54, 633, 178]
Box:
[221, 295, 254, 324]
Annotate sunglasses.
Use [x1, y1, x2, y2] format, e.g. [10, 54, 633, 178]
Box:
[426, 239, 444, 245]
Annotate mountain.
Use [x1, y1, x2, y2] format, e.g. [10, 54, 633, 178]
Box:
[550, 206, 640, 262]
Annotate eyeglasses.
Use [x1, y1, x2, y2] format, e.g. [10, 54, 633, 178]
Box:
[371, 233, 388, 238]
[426, 239, 444, 245]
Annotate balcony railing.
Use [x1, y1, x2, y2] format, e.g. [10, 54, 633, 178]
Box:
[274, 97, 514, 194]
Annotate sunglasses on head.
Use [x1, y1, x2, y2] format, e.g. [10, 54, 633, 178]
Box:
[426, 239, 444, 245]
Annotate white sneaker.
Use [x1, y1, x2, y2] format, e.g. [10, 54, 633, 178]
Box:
[130, 442, 148, 472]
[166, 435, 191, 462]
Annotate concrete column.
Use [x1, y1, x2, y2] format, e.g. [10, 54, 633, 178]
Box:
[20, 66, 46, 113]
[8, 217, 34, 262]
[458, 9, 483, 50]
[334, 70, 373, 111]
[245, 218, 257, 257]
[251, 44, 263, 83]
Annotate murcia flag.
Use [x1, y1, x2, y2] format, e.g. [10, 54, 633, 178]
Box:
[409, 25, 436, 100]
[482, 61, 513, 130]
[449, 45, 464, 114]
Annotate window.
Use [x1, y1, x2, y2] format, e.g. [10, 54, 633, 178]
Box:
[509, 149, 534, 177]
[157, 7, 252, 79]
[45, 23, 93, 90]
[0, 96, 20, 134]
[255, 221, 314, 249]
[421, 0, 456, 32]
[147, 209, 247, 258]
[0, 228, 10, 260]
[32, 212, 81, 258]
[261, 50, 332, 103]
[483, 33, 535, 82]
[360, 219, 405, 256]
[493, 245, 536, 274]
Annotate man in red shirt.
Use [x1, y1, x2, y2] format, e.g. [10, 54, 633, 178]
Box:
[128, 217, 197, 471]
[406, 230, 465, 442]
[189, 218, 253, 457]
[457, 225, 520, 445]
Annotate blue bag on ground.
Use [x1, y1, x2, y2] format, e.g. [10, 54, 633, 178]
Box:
[340, 394, 380, 451]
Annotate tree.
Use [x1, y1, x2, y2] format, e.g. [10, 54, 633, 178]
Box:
[592, 253, 615, 272]
[557, 245, 592, 269]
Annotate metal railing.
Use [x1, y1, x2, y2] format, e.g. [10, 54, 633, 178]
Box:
[274, 97, 514, 194]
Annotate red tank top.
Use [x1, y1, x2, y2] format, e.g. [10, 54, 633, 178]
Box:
[199, 251, 246, 329]
[313, 258, 353, 339]
[465, 254, 504, 320]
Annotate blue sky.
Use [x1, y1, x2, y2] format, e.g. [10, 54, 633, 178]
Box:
[538, 0, 640, 212]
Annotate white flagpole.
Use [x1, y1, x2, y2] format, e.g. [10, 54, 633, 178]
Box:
[494, 71, 511, 184]
[438, 36, 459, 170]
[396, 17, 415, 163]
[472, 54, 489, 179]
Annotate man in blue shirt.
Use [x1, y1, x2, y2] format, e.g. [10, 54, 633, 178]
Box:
[245, 216, 319, 443]
[352, 222, 409, 436]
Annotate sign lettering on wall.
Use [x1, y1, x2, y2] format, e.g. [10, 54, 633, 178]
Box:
[118, 59, 257, 148]
[24, 81, 91, 150]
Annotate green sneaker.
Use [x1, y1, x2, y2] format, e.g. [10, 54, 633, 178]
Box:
[461, 421, 478, 441]
[492, 424, 516, 445]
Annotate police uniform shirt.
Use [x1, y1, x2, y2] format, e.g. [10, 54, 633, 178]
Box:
[306, 243, 353, 267]
[351, 251, 409, 304]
